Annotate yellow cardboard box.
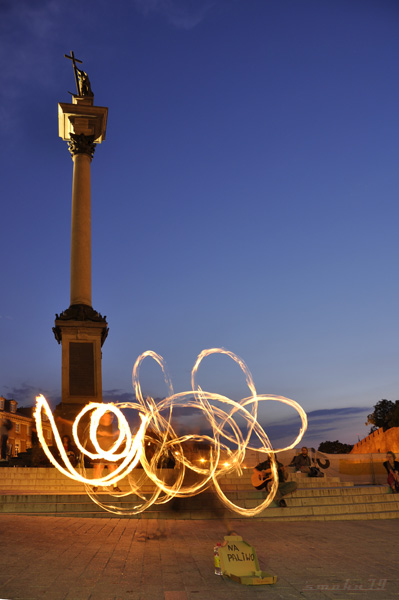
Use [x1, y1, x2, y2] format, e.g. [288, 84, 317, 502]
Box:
[218, 535, 277, 585]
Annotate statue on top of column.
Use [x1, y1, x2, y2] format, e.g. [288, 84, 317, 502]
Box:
[64, 50, 94, 98]
[76, 68, 93, 97]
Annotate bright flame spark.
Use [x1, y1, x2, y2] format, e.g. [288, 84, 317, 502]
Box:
[34, 348, 307, 516]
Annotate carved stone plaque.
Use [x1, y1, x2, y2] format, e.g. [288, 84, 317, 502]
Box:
[69, 342, 95, 396]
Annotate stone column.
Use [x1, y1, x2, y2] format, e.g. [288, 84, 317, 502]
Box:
[54, 96, 108, 422]
[69, 136, 95, 307]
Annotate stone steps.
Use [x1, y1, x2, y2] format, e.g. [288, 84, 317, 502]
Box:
[0, 468, 347, 492]
[1, 494, 398, 521]
[1, 468, 398, 521]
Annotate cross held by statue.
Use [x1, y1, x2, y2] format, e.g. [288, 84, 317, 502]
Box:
[64, 50, 83, 97]
[65, 50, 93, 98]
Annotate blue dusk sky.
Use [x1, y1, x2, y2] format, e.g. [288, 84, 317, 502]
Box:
[1, 0, 399, 449]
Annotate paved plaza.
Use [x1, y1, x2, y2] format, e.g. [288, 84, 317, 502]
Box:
[0, 516, 398, 600]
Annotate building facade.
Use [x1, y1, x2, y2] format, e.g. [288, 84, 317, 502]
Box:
[0, 396, 53, 458]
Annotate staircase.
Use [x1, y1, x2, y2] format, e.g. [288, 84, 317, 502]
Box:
[0, 468, 398, 521]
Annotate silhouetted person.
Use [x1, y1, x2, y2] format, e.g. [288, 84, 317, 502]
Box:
[59, 435, 78, 467]
[91, 412, 122, 493]
[1, 419, 13, 461]
[383, 451, 399, 493]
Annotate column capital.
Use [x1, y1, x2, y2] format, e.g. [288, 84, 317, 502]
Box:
[68, 133, 96, 158]
[53, 304, 108, 346]
[58, 101, 108, 144]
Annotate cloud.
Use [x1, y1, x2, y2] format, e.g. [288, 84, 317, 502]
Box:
[157, 403, 370, 448]
[3, 374, 370, 449]
[256, 405, 370, 448]
[0, 1, 61, 78]
[3, 383, 60, 407]
[102, 389, 137, 403]
[131, 0, 217, 29]
[307, 406, 368, 419]
[0, 0, 68, 134]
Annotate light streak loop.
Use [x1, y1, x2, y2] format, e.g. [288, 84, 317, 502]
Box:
[34, 348, 307, 516]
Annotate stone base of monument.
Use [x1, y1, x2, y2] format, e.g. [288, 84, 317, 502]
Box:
[218, 534, 277, 585]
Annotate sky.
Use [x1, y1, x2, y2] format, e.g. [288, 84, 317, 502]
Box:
[1, 0, 399, 450]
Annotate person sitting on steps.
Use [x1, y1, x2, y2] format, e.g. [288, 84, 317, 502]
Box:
[290, 446, 324, 478]
[383, 451, 399, 494]
[252, 457, 297, 507]
[290, 446, 311, 473]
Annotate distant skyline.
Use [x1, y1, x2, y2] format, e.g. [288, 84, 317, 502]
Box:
[1, 0, 399, 448]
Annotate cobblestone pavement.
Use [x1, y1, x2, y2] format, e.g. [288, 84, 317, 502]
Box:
[0, 516, 398, 600]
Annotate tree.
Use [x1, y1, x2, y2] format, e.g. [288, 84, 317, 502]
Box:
[318, 440, 353, 454]
[365, 399, 399, 432]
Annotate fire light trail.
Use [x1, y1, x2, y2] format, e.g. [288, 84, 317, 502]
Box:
[34, 348, 307, 516]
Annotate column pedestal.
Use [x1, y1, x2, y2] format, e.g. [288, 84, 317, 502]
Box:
[53, 305, 108, 433]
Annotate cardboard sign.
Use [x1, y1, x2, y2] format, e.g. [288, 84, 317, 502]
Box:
[218, 535, 277, 586]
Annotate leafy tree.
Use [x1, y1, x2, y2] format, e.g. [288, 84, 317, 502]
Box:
[365, 399, 399, 432]
[318, 440, 353, 454]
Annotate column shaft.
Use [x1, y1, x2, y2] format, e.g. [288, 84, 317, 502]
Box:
[70, 153, 92, 306]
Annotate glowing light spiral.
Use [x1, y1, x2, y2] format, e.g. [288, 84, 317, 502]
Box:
[34, 348, 307, 516]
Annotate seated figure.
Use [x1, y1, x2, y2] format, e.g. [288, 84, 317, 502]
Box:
[252, 457, 297, 507]
[290, 446, 311, 473]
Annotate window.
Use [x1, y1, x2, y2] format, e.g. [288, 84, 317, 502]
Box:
[0, 398, 4, 410]
[10, 402, 16, 414]
[15, 423, 20, 433]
